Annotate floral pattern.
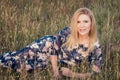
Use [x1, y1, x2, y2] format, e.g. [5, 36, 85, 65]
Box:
[0, 27, 102, 72]
[55, 27, 102, 71]
[0, 35, 56, 71]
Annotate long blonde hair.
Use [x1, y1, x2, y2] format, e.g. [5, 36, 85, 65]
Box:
[63, 8, 97, 52]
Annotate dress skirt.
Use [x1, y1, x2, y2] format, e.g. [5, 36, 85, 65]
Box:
[0, 35, 56, 71]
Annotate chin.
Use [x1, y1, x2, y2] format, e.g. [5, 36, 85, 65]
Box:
[78, 31, 89, 36]
[79, 33, 88, 36]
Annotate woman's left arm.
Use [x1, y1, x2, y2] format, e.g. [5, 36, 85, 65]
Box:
[60, 67, 92, 78]
[92, 43, 102, 73]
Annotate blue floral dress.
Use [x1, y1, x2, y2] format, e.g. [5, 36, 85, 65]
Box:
[0, 27, 102, 72]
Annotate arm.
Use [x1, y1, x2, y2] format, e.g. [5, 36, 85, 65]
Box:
[50, 27, 71, 78]
[50, 55, 61, 78]
[92, 43, 102, 73]
[61, 67, 92, 78]
[49, 42, 61, 78]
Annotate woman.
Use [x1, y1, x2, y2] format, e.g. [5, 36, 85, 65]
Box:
[50, 7, 102, 78]
[0, 8, 102, 79]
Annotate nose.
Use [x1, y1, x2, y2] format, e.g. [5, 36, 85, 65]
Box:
[79, 22, 84, 28]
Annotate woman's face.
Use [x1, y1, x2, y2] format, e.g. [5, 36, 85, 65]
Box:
[77, 14, 91, 36]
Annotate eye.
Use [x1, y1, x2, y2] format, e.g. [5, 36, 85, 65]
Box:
[84, 20, 88, 23]
[77, 21, 80, 23]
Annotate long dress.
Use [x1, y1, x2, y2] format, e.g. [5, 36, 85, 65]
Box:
[0, 27, 102, 72]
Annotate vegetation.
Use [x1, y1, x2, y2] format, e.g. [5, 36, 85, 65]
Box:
[0, 0, 120, 80]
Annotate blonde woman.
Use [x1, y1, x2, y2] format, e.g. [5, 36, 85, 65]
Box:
[0, 8, 102, 79]
[50, 8, 102, 78]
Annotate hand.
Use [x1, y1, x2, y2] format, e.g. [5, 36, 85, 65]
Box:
[84, 73, 93, 77]
[53, 70, 61, 79]
[92, 65, 100, 73]
[61, 67, 92, 78]
[61, 67, 73, 77]
[50, 55, 61, 78]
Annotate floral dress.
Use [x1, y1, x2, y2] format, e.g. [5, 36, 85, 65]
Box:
[0, 27, 102, 72]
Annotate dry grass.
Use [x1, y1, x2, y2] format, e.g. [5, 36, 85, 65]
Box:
[0, 0, 120, 80]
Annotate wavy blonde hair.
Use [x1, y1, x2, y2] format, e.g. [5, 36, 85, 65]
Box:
[63, 8, 97, 52]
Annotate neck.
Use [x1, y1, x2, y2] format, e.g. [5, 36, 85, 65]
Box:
[79, 35, 89, 40]
[78, 35, 89, 46]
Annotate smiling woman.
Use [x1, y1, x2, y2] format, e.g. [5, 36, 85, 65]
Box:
[0, 8, 102, 79]
[51, 8, 102, 78]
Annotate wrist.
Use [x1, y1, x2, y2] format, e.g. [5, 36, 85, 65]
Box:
[53, 68, 58, 72]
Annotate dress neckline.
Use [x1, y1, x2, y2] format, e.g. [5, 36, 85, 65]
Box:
[78, 44, 88, 51]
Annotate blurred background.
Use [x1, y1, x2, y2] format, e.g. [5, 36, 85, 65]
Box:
[0, 0, 120, 80]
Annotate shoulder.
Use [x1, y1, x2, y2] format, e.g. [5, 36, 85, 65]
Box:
[55, 27, 71, 46]
[94, 40, 101, 48]
[93, 40, 102, 54]
[58, 27, 71, 35]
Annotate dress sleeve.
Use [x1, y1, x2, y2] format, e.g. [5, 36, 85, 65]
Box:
[55, 27, 71, 47]
[91, 42, 102, 73]
[48, 27, 71, 55]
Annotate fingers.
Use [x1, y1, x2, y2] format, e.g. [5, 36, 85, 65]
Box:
[92, 65, 100, 72]
[85, 73, 93, 77]
[53, 71, 61, 79]
[61, 67, 69, 71]
[60, 67, 73, 77]
[60, 67, 93, 78]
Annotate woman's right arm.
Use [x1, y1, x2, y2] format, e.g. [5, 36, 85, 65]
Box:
[50, 55, 61, 78]
[46, 39, 60, 78]
[50, 27, 71, 78]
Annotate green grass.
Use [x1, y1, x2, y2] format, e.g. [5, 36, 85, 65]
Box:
[0, 0, 120, 80]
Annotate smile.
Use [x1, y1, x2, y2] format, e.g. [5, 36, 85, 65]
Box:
[80, 29, 86, 32]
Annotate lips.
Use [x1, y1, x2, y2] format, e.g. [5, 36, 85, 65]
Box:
[78, 28, 90, 35]
[80, 29, 86, 32]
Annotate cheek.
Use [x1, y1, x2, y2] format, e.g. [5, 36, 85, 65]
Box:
[88, 24, 91, 29]
[87, 23, 91, 30]
[77, 26, 80, 32]
[86, 23, 91, 27]
[87, 26, 91, 32]
[77, 23, 80, 28]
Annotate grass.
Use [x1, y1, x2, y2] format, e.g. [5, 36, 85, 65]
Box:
[0, 0, 120, 80]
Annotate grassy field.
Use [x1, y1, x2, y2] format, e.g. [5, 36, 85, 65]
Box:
[0, 0, 120, 80]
